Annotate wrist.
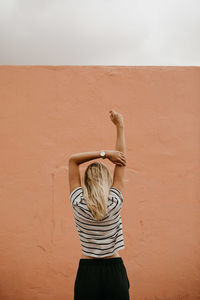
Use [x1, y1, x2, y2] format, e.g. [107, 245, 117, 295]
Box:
[105, 150, 108, 159]
[116, 124, 124, 129]
[100, 150, 110, 159]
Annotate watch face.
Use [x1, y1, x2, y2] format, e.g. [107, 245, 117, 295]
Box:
[101, 151, 105, 157]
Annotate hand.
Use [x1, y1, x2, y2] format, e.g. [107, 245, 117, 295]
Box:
[109, 110, 124, 128]
[107, 150, 126, 166]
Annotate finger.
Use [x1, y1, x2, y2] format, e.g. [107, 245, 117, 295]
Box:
[118, 159, 125, 165]
[122, 156, 126, 162]
[121, 158, 126, 164]
[119, 156, 126, 163]
[115, 161, 122, 165]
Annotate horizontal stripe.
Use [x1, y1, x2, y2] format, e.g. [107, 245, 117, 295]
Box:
[74, 215, 120, 228]
[80, 233, 124, 245]
[82, 244, 125, 257]
[82, 240, 124, 251]
[78, 227, 123, 239]
[81, 239, 124, 251]
[101, 209, 121, 221]
[75, 221, 122, 233]
[74, 214, 120, 228]
[75, 206, 92, 218]
[74, 209, 120, 224]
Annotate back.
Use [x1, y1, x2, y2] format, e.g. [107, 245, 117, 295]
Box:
[69, 186, 125, 258]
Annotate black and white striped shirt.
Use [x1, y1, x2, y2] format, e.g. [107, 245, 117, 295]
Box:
[70, 186, 125, 258]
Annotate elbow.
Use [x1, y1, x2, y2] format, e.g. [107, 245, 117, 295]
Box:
[69, 154, 75, 161]
[69, 155, 79, 165]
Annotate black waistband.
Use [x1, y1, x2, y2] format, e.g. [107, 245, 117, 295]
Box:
[79, 257, 123, 266]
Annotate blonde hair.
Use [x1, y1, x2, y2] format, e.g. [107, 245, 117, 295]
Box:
[82, 162, 113, 221]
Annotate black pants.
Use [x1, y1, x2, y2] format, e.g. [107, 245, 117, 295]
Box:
[74, 257, 130, 300]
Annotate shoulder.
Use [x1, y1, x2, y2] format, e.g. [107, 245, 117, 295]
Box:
[110, 186, 123, 203]
[70, 186, 83, 205]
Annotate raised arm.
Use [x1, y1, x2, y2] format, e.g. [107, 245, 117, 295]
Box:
[109, 110, 126, 193]
[68, 110, 126, 195]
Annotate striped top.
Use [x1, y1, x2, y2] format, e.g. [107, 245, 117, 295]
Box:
[70, 186, 125, 258]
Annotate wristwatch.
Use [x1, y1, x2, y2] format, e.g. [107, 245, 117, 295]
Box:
[100, 151, 106, 159]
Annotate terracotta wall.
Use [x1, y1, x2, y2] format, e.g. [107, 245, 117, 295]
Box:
[0, 66, 199, 300]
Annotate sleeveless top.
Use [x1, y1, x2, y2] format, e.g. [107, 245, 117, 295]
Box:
[70, 186, 125, 258]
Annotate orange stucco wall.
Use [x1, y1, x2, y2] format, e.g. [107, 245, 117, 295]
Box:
[0, 66, 199, 300]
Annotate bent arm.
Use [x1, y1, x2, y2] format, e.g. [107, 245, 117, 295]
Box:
[68, 151, 104, 194]
[69, 151, 104, 165]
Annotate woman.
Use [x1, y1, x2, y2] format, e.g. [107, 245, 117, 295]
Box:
[68, 110, 130, 300]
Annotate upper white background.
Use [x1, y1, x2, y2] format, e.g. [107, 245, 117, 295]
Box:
[0, 0, 199, 65]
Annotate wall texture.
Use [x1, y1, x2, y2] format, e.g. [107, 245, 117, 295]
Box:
[0, 66, 199, 300]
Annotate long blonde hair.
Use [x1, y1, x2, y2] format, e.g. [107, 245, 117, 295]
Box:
[82, 162, 113, 221]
